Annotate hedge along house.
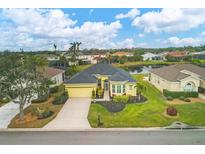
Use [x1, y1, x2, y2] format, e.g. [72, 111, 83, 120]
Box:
[149, 64, 205, 94]
[65, 63, 136, 98]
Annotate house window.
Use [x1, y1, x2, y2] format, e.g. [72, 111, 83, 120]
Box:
[129, 85, 133, 90]
[112, 85, 115, 93]
[123, 85, 125, 93]
[117, 85, 121, 93]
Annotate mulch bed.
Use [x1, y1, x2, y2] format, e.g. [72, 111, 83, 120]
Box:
[94, 101, 126, 112]
[92, 95, 147, 113]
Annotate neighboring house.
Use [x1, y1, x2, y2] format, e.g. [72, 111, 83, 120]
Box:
[42, 67, 65, 86]
[166, 51, 187, 59]
[47, 54, 60, 61]
[112, 51, 134, 57]
[149, 64, 205, 93]
[190, 51, 205, 60]
[64, 63, 136, 98]
[142, 52, 161, 61]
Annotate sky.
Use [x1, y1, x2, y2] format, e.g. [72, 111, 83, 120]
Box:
[1, 8, 205, 51]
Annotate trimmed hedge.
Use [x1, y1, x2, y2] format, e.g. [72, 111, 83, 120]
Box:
[38, 109, 54, 119]
[52, 91, 68, 105]
[163, 89, 198, 98]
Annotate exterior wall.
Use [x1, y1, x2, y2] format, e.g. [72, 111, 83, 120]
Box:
[51, 73, 64, 86]
[65, 83, 97, 98]
[109, 81, 136, 96]
[149, 73, 180, 92]
[200, 80, 205, 88]
[150, 72, 201, 92]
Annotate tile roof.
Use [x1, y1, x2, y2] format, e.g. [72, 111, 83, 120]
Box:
[66, 63, 136, 84]
[42, 67, 65, 78]
[150, 64, 205, 82]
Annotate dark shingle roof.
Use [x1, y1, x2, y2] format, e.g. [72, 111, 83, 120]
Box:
[150, 64, 205, 82]
[66, 63, 135, 84]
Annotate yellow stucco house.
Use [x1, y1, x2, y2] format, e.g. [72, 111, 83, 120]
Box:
[65, 63, 136, 98]
[149, 64, 205, 93]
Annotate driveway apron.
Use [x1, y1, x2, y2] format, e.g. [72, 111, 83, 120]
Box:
[44, 98, 91, 130]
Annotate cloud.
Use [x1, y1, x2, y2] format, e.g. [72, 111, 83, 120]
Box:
[0, 9, 122, 50]
[115, 8, 140, 19]
[164, 37, 201, 47]
[132, 8, 205, 33]
[110, 38, 135, 49]
[138, 33, 144, 38]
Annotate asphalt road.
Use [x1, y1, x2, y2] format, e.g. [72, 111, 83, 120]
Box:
[0, 130, 205, 145]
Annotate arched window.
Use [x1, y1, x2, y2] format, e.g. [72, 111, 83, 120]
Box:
[184, 82, 194, 92]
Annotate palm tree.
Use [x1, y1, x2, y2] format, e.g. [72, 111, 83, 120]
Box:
[135, 82, 146, 101]
[53, 44, 57, 53]
[76, 42, 82, 51]
[69, 42, 82, 64]
[106, 52, 112, 64]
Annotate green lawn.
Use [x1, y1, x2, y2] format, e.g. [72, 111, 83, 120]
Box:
[88, 74, 205, 128]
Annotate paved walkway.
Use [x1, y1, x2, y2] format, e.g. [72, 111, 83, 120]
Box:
[44, 98, 91, 130]
[0, 102, 30, 128]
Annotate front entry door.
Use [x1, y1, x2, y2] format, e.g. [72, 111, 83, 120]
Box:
[104, 80, 109, 91]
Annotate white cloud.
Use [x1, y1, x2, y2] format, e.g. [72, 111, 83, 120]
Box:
[0, 9, 123, 50]
[201, 31, 205, 35]
[138, 33, 145, 38]
[164, 37, 201, 47]
[115, 9, 140, 19]
[132, 8, 205, 33]
[110, 38, 135, 49]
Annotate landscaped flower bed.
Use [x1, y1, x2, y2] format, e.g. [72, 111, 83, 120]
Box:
[92, 94, 147, 113]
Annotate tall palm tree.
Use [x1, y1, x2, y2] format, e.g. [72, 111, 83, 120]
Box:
[53, 44, 57, 53]
[76, 42, 82, 51]
[69, 42, 82, 63]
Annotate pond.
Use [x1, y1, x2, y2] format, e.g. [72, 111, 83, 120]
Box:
[124, 64, 167, 74]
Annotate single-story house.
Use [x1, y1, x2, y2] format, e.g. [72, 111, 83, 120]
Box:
[65, 63, 136, 98]
[149, 64, 205, 93]
[190, 51, 205, 60]
[42, 67, 65, 86]
[142, 52, 162, 61]
[165, 51, 187, 60]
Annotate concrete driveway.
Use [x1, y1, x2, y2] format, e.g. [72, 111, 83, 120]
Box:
[44, 98, 91, 130]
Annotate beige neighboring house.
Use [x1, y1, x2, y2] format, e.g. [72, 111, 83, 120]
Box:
[149, 64, 205, 93]
[65, 63, 136, 98]
[42, 67, 65, 86]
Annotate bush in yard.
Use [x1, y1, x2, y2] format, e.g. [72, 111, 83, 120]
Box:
[31, 95, 48, 104]
[52, 91, 68, 105]
[38, 108, 54, 119]
[96, 87, 103, 98]
[92, 89, 96, 99]
[113, 95, 130, 103]
[166, 106, 177, 116]
[0, 97, 10, 104]
[184, 98, 191, 102]
[50, 85, 59, 93]
[166, 96, 173, 101]
[179, 96, 185, 101]
[163, 89, 198, 98]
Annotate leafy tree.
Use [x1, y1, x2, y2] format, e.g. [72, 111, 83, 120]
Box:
[0, 54, 50, 120]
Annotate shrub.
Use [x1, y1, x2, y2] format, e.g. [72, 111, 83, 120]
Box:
[179, 96, 185, 101]
[184, 98, 191, 102]
[166, 96, 173, 101]
[96, 87, 103, 98]
[0, 97, 10, 104]
[92, 89, 96, 99]
[52, 91, 68, 105]
[163, 89, 198, 98]
[38, 109, 54, 119]
[50, 86, 59, 93]
[113, 95, 130, 103]
[166, 106, 177, 116]
[31, 95, 48, 104]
